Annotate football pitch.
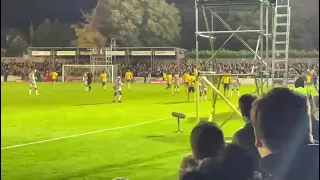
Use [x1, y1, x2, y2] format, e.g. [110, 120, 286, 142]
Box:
[0, 83, 273, 179]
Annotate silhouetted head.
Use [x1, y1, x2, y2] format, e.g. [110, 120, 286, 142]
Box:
[251, 88, 311, 157]
[190, 122, 225, 160]
[238, 94, 258, 123]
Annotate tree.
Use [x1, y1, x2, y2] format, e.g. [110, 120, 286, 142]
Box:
[289, 0, 319, 50]
[71, 24, 106, 48]
[34, 19, 76, 47]
[87, 0, 144, 46]
[79, 0, 182, 47]
[139, 0, 182, 46]
[1, 28, 29, 56]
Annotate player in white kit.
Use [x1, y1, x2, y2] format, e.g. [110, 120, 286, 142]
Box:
[113, 76, 124, 103]
[83, 73, 88, 91]
[29, 69, 39, 95]
[230, 71, 241, 98]
[200, 79, 208, 101]
[173, 73, 180, 93]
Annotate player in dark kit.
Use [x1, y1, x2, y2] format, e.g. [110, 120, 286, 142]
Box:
[86, 72, 93, 92]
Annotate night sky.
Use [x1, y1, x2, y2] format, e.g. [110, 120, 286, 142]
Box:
[1, 0, 97, 28]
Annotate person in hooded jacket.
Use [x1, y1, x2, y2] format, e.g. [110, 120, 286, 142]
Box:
[251, 88, 319, 180]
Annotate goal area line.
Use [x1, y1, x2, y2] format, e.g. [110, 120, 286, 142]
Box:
[1, 117, 170, 151]
[2, 112, 197, 151]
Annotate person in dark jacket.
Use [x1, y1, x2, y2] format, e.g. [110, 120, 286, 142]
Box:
[251, 88, 319, 180]
[179, 121, 225, 180]
[232, 94, 260, 170]
[186, 144, 259, 180]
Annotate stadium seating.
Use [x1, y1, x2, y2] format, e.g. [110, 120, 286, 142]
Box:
[2, 60, 318, 79]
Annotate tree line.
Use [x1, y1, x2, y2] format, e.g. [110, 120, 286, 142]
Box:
[1, 0, 318, 57]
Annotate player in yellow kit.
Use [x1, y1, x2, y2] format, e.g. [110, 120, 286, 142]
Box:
[162, 72, 173, 93]
[306, 70, 312, 87]
[183, 71, 190, 92]
[100, 70, 108, 91]
[125, 70, 133, 89]
[162, 72, 167, 81]
[188, 73, 196, 101]
[50, 71, 58, 87]
[221, 71, 232, 99]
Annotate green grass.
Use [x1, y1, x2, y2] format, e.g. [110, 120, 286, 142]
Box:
[1, 83, 315, 180]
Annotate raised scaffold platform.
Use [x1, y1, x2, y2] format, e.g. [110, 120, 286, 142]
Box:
[194, 0, 291, 123]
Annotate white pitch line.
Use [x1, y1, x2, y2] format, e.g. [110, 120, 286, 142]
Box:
[1, 117, 171, 151]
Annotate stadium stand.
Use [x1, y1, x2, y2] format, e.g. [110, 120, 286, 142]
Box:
[1, 60, 318, 79]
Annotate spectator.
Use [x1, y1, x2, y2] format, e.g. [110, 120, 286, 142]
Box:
[179, 121, 225, 180]
[181, 170, 207, 180]
[310, 91, 319, 142]
[219, 144, 258, 180]
[232, 94, 260, 170]
[251, 88, 319, 180]
[294, 77, 319, 142]
[191, 144, 258, 180]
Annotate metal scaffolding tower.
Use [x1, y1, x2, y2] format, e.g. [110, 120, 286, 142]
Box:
[271, 0, 291, 88]
[89, 38, 117, 65]
[105, 38, 116, 65]
[194, 0, 292, 122]
[105, 47, 113, 65]
[195, 0, 291, 89]
[90, 48, 105, 65]
[195, 0, 272, 95]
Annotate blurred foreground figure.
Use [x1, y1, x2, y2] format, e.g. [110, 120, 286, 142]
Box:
[251, 88, 319, 180]
[179, 122, 225, 180]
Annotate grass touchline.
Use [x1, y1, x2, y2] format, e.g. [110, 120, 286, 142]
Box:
[1, 117, 171, 151]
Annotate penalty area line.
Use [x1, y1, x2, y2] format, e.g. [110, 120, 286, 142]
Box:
[1, 116, 174, 151]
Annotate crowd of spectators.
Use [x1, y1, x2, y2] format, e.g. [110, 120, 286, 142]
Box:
[179, 87, 319, 180]
[1, 60, 62, 78]
[120, 60, 318, 78]
[1, 59, 319, 79]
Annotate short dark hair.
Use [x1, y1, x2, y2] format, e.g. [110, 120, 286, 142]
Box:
[181, 171, 206, 180]
[190, 122, 225, 160]
[252, 88, 311, 151]
[220, 144, 255, 180]
[238, 94, 258, 121]
[199, 144, 255, 180]
[294, 76, 305, 88]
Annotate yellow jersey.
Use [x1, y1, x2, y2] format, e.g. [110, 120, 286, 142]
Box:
[100, 73, 107, 82]
[50, 72, 58, 79]
[125, 72, 133, 80]
[194, 68, 198, 76]
[222, 76, 231, 84]
[184, 73, 190, 82]
[306, 75, 312, 83]
[188, 76, 196, 87]
[167, 74, 173, 84]
[163, 73, 167, 80]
